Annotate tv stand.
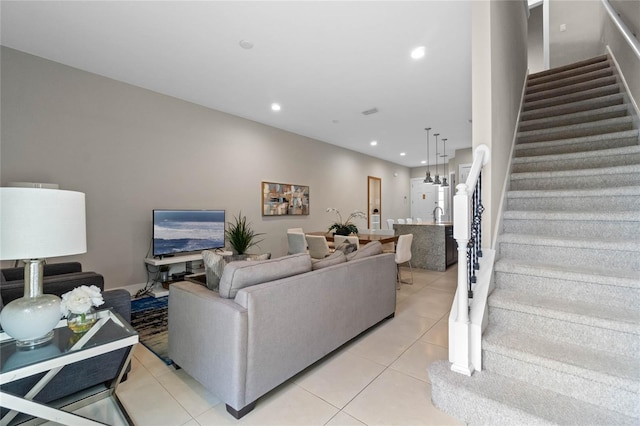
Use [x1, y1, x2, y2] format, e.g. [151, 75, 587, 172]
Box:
[144, 252, 231, 297]
[144, 253, 204, 267]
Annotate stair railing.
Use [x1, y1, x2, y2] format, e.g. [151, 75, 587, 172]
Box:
[450, 144, 490, 376]
[602, 0, 640, 59]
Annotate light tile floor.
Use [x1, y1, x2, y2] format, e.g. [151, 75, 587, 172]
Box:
[65, 266, 464, 426]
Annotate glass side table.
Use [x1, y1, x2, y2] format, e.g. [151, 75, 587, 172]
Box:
[0, 309, 138, 426]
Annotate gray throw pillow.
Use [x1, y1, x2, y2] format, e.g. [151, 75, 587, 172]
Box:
[346, 241, 382, 261]
[248, 253, 271, 261]
[312, 250, 346, 270]
[335, 242, 357, 254]
[202, 250, 225, 291]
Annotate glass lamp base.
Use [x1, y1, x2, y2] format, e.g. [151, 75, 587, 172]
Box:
[0, 294, 61, 346]
[16, 330, 55, 348]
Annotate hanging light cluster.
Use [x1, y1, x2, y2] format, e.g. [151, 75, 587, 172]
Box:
[441, 138, 449, 187]
[423, 128, 433, 184]
[433, 133, 441, 185]
[423, 127, 449, 187]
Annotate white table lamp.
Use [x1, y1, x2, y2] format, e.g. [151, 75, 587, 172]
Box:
[0, 187, 87, 346]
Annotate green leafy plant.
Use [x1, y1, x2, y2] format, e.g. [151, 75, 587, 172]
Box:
[225, 212, 264, 255]
[326, 208, 367, 235]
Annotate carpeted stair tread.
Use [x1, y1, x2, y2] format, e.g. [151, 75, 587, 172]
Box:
[513, 144, 640, 162]
[518, 103, 629, 131]
[513, 129, 639, 156]
[501, 210, 640, 238]
[516, 116, 634, 144]
[506, 185, 640, 200]
[502, 210, 639, 223]
[512, 145, 640, 172]
[488, 289, 640, 335]
[524, 75, 618, 103]
[525, 67, 614, 95]
[494, 258, 640, 288]
[528, 54, 609, 83]
[522, 83, 621, 111]
[511, 164, 640, 182]
[499, 232, 640, 252]
[429, 360, 637, 426]
[483, 327, 639, 393]
[520, 93, 625, 121]
[493, 258, 639, 309]
[498, 233, 640, 271]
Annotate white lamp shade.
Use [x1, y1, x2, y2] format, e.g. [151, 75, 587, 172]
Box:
[0, 188, 87, 260]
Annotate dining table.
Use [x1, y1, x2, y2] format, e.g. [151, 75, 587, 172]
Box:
[306, 231, 398, 245]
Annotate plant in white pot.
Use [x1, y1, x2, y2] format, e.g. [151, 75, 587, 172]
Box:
[326, 208, 367, 235]
[225, 212, 264, 257]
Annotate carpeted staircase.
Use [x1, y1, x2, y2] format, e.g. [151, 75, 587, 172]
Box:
[430, 55, 640, 425]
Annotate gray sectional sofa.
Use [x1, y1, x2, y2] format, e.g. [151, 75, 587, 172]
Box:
[168, 243, 396, 418]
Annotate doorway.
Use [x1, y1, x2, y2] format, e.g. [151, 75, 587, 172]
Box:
[367, 176, 381, 230]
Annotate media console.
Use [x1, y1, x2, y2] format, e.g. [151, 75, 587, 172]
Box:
[144, 252, 232, 297]
[144, 253, 204, 268]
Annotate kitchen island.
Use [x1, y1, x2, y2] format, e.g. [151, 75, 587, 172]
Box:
[394, 222, 457, 271]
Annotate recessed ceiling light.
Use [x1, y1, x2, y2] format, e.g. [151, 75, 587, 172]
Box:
[370, 141, 378, 146]
[411, 46, 426, 59]
[421, 160, 426, 164]
[239, 40, 254, 49]
[400, 152, 406, 156]
[271, 103, 281, 111]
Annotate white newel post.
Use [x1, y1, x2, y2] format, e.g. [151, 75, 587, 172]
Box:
[451, 183, 474, 376]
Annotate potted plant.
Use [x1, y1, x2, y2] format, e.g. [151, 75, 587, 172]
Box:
[159, 265, 170, 283]
[326, 208, 367, 235]
[225, 212, 264, 256]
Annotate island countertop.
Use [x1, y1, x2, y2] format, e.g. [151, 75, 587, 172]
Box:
[393, 222, 457, 271]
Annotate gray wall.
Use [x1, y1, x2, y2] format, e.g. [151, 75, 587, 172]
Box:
[472, 0, 529, 248]
[1, 47, 411, 289]
[549, 0, 604, 68]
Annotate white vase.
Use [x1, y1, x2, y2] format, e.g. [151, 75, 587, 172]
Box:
[0, 294, 61, 347]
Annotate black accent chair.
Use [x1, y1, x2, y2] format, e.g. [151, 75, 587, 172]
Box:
[0, 262, 132, 419]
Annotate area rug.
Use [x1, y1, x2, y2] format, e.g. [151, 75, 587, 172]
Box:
[130, 296, 172, 365]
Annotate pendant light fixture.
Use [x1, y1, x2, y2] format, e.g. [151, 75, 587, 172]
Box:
[423, 127, 433, 184]
[433, 133, 441, 185]
[441, 138, 449, 187]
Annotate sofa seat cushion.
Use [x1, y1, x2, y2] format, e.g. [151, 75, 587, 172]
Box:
[311, 250, 346, 270]
[219, 253, 312, 299]
[346, 241, 382, 261]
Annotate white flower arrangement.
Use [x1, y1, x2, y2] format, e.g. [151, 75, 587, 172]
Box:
[326, 208, 367, 235]
[60, 285, 105, 316]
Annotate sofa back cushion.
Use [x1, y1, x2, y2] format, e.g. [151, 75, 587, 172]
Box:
[219, 253, 312, 299]
[0, 262, 83, 282]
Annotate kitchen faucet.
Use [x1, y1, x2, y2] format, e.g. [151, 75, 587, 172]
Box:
[433, 206, 444, 223]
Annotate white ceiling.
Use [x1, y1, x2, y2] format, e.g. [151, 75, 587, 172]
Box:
[0, 1, 472, 168]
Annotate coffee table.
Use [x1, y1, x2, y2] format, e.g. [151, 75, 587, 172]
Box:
[0, 309, 138, 425]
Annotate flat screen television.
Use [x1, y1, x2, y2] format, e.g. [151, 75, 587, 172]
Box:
[153, 209, 225, 257]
